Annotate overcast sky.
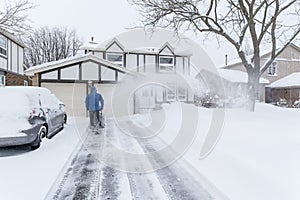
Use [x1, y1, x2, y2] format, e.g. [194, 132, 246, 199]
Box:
[21, 0, 237, 66]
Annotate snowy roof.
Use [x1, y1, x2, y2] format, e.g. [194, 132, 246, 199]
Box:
[0, 28, 25, 48]
[82, 29, 195, 56]
[218, 69, 270, 84]
[25, 54, 138, 76]
[86, 29, 217, 77]
[220, 43, 300, 69]
[268, 72, 300, 88]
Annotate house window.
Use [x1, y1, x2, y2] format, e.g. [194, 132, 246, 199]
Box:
[107, 53, 123, 67]
[0, 74, 5, 86]
[24, 80, 28, 86]
[159, 56, 174, 72]
[268, 61, 277, 76]
[0, 35, 7, 57]
[177, 87, 187, 101]
[166, 85, 176, 101]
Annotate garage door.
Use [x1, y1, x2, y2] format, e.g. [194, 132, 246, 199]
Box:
[41, 82, 87, 117]
[94, 83, 134, 117]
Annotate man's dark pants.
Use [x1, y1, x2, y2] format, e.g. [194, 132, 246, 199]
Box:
[89, 110, 100, 127]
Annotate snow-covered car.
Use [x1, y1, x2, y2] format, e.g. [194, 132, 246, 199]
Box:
[0, 86, 67, 150]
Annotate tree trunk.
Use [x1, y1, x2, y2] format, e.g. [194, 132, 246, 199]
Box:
[246, 67, 260, 112]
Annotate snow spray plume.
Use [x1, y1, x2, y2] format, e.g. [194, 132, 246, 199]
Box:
[72, 51, 225, 173]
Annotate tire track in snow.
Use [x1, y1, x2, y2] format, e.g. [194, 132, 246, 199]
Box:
[48, 129, 103, 200]
[105, 119, 168, 200]
[120, 120, 215, 200]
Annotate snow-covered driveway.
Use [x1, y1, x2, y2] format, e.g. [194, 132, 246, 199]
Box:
[45, 119, 226, 200]
[0, 118, 86, 200]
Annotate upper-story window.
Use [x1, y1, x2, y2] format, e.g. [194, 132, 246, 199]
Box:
[268, 61, 277, 76]
[107, 53, 123, 67]
[159, 56, 174, 72]
[0, 35, 7, 57]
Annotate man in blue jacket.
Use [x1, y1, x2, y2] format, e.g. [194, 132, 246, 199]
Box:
[85, 86, 104, 128]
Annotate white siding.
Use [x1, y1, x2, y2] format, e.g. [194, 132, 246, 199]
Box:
[156, 86, 164, 102]
[176, 57, 184, 74]
[61, 65, 79, 80]
[94, 52, 103, 58]
[101, 66, 116, 81]
[106, 43, 123, 52]
[145, 55, 156, 73]
[11, 42, 18, 73]
[118, 72, 125, 81]
[184, 57, 190, 75]
[42, 71, 58, 79]
[82, 62, 99, 80]
[160, 47, 173, 55]
[7, 40, 11, 70]
[138, 55, 145, 72]
[0, 57, 7, 70]
[126, 54, 138, 70]
[18, 47, 24, 74]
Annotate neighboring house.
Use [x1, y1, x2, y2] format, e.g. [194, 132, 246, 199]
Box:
[223, 43, 300, 84]
[197, 69, 269, 107]
[222, 43, 300, 102]
[0, 28, 30, 86]
[266, 72, 300, 107]
[25, 29, 212, 116]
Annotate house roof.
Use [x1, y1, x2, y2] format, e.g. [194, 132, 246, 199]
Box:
[218, 69, 270, 84]
[220, 43, 300, 69]
[268, 72, 300, 88]
[81, 28, 193, 56]
[25, 54, 139, 76]
[0, 28, 25, 48]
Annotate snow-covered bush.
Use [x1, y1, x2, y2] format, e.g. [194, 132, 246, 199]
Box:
[276, 98, 288, 107]
[293, 100, 300, 108]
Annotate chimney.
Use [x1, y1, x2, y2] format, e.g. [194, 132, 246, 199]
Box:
[225, 54, 228, 66]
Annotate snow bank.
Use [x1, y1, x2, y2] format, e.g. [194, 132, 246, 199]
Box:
[138, 102, 300, 200]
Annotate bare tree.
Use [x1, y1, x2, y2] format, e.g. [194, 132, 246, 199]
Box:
[129, 0, 300, 111]
[0, 0, 35, 34]
[24, 26, 83, 67]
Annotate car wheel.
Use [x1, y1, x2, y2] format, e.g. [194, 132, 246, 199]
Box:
[31, 126, 47, 150]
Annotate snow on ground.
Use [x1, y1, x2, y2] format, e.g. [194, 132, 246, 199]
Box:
[134, 102, 300, 200]
[1, 102, 300, 200]
[0, 117, 86, 200]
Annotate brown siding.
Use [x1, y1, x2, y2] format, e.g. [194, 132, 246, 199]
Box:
[269, 87, 300, 107]
[5, 72, 32, 86]
[226, 45, 300, 84]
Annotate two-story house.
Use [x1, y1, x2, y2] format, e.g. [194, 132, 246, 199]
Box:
[25, 29, 212, 116]
[222, 43, 300, 105]
[0, 28, 30, 86]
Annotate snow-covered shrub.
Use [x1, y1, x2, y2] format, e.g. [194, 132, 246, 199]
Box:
[194, 92, 220, 108]
[293, 100, 300, 108]
[276, 98, 288, 107]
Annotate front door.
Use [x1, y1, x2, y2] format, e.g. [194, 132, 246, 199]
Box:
[136, 86, 156, 111]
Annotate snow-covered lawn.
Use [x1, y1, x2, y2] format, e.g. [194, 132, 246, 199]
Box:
[0, 118, 86, 200]
[139, 102, 300, 200]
